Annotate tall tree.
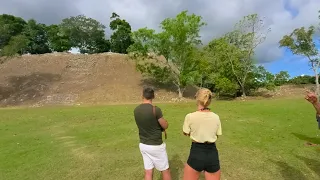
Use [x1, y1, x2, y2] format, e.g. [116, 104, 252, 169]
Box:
[279, 26, 319, 95]
[226, 14, 270, 97]
[23, 19, 51, 54]
[60, 15, 109, 53]
[203, 37, 240, 97]
[46, 24, 72, 52]
[109, 13, 133, 54]
[128, 11, 206, 97]
[0, 14, 26, 49]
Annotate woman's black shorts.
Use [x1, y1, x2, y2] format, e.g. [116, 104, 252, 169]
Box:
[187, 142, 220, 173]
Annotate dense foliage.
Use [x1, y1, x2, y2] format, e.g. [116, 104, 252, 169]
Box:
[0, 12, 131, 56]
[109, 13, 133, 54]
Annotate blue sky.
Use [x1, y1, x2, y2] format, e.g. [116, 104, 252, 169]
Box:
[264, 40, 320, 77]
[264, 39, 320, 78]
[264, 51, 314, 77]
[263, 1, 318, 78]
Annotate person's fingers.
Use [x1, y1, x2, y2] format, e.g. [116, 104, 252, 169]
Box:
[307, 93, 316, 98]
[306, 94, 313, 98]
[307, 94, 313, 99]
[312, 94, 317, 97]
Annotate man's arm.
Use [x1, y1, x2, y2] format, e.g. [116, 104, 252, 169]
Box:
[158, 117, 169, 130]
[155, 107, 168, 130]
[305, 91, 320, 129]
[312, 102, 320, 115]
[305, 91, 320, 115]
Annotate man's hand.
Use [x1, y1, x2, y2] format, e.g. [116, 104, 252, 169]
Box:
[305, 90, 318, 105]
[305, 90, 320, 116]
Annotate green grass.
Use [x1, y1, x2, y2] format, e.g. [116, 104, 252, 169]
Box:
[0, 98, 320, 180]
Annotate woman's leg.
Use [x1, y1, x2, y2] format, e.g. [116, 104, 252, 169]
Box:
[183, 163, 201, 180]
[204, 170, 221, 180]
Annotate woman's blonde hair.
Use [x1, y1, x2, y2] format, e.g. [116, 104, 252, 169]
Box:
[195, 88, 213, 107]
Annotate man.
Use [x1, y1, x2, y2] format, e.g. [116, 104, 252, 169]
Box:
[134, 87, 172, 180]
[305, 90, 320, 130]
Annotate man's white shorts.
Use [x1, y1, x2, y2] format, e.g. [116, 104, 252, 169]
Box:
[139, 142, 169, 171]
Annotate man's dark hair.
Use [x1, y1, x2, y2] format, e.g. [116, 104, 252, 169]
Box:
[143, 87, 155, 100]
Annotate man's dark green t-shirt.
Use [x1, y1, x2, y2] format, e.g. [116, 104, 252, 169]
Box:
[134, 103, 164, 145]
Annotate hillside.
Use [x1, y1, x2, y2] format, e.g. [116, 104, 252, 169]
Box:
[0, 53, 313, 107]
[0, 53, 181, 107]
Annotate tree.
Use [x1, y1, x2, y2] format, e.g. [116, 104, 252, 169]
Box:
[250, 65, 276, 91]
[23, 19, 51, 54]
[279, 26, 319, 95]
[202, 37, 240, 97]
[46, 25, 72, 52]
[109, 13, 133, 54]
[0, 14, 26, 49]
[226, 14, 270, 97]
[92, 38, 111, 53]
[274, 71, 290, 86]
[128, 11, 206, 98]
[1, 34, 29, 57]
[60, 15, 109, 53]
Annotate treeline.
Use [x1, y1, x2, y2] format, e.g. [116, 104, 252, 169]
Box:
[1, 11, 319, 98]
[0, 13, 133, 56]
[289, 75, 317, 85]
[127, 11, 317, 98]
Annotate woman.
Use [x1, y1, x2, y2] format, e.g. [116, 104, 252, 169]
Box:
[182, 88, 222, 180]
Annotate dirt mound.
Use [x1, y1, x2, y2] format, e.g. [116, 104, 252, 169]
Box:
[0, 52, 180, 107]
[243, 84, 314, 100]
[0, 52, 314, 107]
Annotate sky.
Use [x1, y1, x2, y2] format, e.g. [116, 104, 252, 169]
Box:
[1, 0, 320, 77]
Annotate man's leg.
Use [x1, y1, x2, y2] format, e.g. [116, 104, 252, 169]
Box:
[139, 143, 155, 180]
[144, 169, 153, 180]
[154, 143, 171, 180]
[161, 168, 171, 180]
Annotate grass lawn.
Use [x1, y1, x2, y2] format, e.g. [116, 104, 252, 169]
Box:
[0, 98, 320, 180]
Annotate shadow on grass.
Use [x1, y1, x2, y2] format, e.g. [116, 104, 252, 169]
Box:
[292, 133, 320, 145]
[272, 160, 307, 180]
[296, 155, 320, 178]
[157, 154, 184, 180]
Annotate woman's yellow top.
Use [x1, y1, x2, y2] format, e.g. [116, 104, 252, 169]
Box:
[183, 111, 222, 143]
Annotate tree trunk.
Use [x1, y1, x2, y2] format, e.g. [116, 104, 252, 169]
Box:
[178, 87, 183, 98]
[315, 73, 319, 100]
[241, 84, 246, 97]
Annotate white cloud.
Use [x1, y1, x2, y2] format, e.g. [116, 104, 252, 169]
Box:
[0, 0, 320, 62]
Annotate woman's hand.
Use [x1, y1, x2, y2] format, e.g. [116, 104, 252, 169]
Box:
[183, 132, 190, 136]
